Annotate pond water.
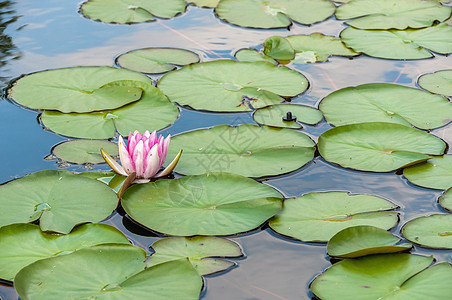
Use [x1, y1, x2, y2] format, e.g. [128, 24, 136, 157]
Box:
[0, 1, 451, 299]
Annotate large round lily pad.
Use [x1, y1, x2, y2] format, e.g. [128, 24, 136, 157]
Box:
[253, 104, 323, 129]
[41, 81, 179, 139]
[122, 173, 283, 236]
[318, 122, 446, 172]
[186, 0, 219, 8]
[418, 70, 452, 97]
[147, 236, 242, 275]
[157, 60, 308, 112]
[327, 225, 411, 258]
[319, 83, 452, 129]
[14, 244, 202, 300]
[268, 192, 399, 242]
[335, 0, 452, 30]
[311, 254, 452, 299]
[80, 0, 187, 24]
[403, 155, 452, 190]
[0, 170, 118, 234]
[286, 33, 359, 63]
[402, 214, 452, 249]
[8, 66, 152, 113]
[52, 140, 118, 164]
[116, 48, 200, 74]
[215, 0, 335, 29]
[0, 223, 130, 281]
[341, 23, 452, 60]
[166, 124, 316, 177]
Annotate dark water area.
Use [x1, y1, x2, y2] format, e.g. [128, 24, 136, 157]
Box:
[0, 1, 451, 299]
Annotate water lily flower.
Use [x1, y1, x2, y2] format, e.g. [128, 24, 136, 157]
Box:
[101, 130, 182, 183]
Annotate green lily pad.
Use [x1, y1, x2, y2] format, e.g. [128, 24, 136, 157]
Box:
[286, 33, 359, 63]
[234, 49, 277, 64]
[116, 48, 200, 74]
[335, 0, 452, 30]
[0, 170, 118, 234]
[147, 236, 243, 275]
[263, 36, 295, 60]
[439, 188, 452, 212]
[402, 214, 452, 249]
[269, 192, 399, 242]
[311, 254, 452, 299]
[418, 70, 452, 97]
[403, 155, 452, 190]
[122, 173, 283, 236]
[215, 0, 335, 29]
[8, 66, 151, 113]
[0, 223, 130, 281]
[340, 23, 452, 60]
[157, 60, 308, 112]
[318, 122, 446, 172]
[185, 0, 219, 8]
[77, 171, 117, 180]
[14, 244, 202, 300]
[80, 0, 187, 24]
[41, 81, 179, 139]
[327, 225, 412, 258]
[253, 104, 323, 129]
[166, 124, 316, 177]
[319, 83, 452, 129]
[52, 140, 118, 164]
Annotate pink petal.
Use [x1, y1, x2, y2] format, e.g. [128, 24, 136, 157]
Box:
[143, 143, 160, 178]
[149, 130, 157, 146]
[133, 140, 145, 177]
[118, 136, 134, 174]
[143, 130, 150, 138]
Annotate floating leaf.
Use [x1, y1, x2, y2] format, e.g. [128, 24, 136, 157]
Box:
[335, 0, 452, 30]
[147, 236, 242, 275]
[327, 225, 411, 258]
[403, 155, 452, 190]
[41, 81, 179, 139]
[311, 254, 452, 299]
[52, 140, 118, 164]
[263, 36, 295, 60]
[318, 122, 446, 172]
[116, 48, 199, 74]
[122, 173, 283, 236]
[14, 244, 202, 299]
[158, 60, 308, 112]
[0, 223, 129, 281]
[185, 0, 219, 8]
[269, 192, 399, 242]
[440, 188, 452, 211]
[253, 104, 323, 129]
[402, 214, 452, 249]
[80, 0, 187, 24]
[215, 0, 335, 29]
[286, 33, 359, 63]
[319, 83, 452, 129]
[234, 49, 277, 64]
[8, 66, 151, 113]
[418, 70, 452, 97]
[77, 170, 116, 180]
[166, 124, 316, 177]
[341, 23, 452, 60]
[0, 170, 118, 234]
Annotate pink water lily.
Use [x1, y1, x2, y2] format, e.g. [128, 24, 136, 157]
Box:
[101, 130, 182, 183]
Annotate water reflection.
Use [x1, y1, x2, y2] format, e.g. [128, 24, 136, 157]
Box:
[0, 1, 20, 89]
